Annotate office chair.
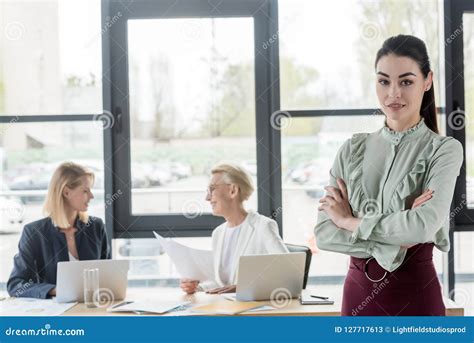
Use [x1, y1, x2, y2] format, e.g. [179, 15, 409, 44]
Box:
[285, 243, 312, 289]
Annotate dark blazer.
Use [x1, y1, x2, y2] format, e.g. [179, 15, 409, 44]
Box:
[7, 216, 111, 299]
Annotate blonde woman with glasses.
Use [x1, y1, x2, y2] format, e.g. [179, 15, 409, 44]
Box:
[180, 162, 288, 295]
[7, 162, 110, 299]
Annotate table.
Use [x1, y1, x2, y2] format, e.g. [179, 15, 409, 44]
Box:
[62, 286, 464, 316]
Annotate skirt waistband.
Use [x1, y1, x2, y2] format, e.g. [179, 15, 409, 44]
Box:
[350, 243, 435, 282]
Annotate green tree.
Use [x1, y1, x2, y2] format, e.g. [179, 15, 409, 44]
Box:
[203, 57, 322, 137]
[356, 0, 440, 101]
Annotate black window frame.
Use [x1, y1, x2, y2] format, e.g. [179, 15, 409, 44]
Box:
[443, 0, 474, 301]
[445, 0, 474, 229]
[104, 0, 282, 239]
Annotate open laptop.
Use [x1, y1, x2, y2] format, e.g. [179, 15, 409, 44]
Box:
[56, 260, 129, 303]
[229, 252, 306, 302]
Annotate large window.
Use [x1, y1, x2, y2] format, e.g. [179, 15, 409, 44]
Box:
[278, 0, 444, 110]
[107, 0, 277, 237]
[454, 232, 474, 315]
[0, 0, 105, 293]
[464, 13, 474, 209]
[0, 0, 102, 115]
[127, 18, 257, 216]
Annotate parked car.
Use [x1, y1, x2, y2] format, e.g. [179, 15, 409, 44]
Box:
[0, 182, 25, 234]
[467, 177, 474, 208]
[305, 182, 326, 199]
[118, 238, 164, 257]
[148, 164, 173, 186]
[169, 162, 191, 180]
[289, 159, 332, 185]
[131, 163, 151, 189]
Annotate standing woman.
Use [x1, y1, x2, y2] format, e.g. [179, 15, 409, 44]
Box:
[315, 35, 463, 316]
[7, 162, 111, 299]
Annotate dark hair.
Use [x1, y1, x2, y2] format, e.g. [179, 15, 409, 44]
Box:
[375, 34, 438, 134]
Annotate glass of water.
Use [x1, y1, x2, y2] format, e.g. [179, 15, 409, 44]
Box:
[83, 268, 99, 308]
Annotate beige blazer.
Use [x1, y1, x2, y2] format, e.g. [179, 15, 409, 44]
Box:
[199, 211, 288, 291]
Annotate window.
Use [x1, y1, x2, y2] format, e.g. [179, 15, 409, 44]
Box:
[0, 0, 102, 115]
[113, 237, 212, 286]
[453, 232, 474, 315]
[127, 18, 258, 215]
[108, 0, 276, 236]
[463, 13, 474, 209]
[278, 0, 444, 110]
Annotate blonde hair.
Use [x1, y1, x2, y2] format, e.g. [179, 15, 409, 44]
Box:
[211, 162, 254, 202]
[43, 162, 95, 228]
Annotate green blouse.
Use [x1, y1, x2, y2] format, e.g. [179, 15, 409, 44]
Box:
[314, 118, 464, 272]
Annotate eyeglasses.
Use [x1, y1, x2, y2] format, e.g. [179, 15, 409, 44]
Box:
[206, 183, 229, 196]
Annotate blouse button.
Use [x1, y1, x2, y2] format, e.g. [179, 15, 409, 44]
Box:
[392, 137, 400, 145]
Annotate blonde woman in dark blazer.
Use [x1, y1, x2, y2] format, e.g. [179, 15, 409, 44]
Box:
[7, 162, 110, 299]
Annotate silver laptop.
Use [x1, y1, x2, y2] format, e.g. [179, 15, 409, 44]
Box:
[56, 259, 129, 303]
[234, 252, 305, 302]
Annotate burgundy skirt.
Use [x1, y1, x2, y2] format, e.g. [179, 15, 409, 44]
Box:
[342, 243, 445, 316]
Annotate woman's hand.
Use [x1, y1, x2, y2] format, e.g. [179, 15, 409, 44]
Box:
[400, 189, 435, 249]
[206, 285, 236, 294]
[48, 287, 56, 296]
[412, 189, 434, 209]
[180, 279, 199, 294]
[318, 178, 360, 232]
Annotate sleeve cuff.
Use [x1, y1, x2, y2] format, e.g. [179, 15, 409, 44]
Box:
[37, 283, 56, 299]
[350, 214, 383, 243]
[370, 243, 406, 272]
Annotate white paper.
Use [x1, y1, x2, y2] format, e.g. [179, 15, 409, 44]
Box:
[153, 231, 214, 281]
[223, 293, 237, 301]
[243, 305, 276, 313]
[0, 298, 77, 316]
[107, 300, 190, 314]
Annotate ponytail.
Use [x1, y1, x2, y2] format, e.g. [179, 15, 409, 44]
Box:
[421, 83, 438, 134]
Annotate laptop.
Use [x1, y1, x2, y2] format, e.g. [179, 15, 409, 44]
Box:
[56, 259, 129, 303]
[231, 252, 306, 302]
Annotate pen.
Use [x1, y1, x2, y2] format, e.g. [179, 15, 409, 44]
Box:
[310, 295, 329, 300]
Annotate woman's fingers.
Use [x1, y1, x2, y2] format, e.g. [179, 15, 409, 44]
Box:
[206, 286, 236, 294]
[216, 286, 235, 294]
[322, 179, 348, 203]
[180, 279, 199, 294]
[181, 285, 196, 294]
[412, 190, 434, 209]
[319, 195, 336, 205]
[318, 196, 336, 212]
[337, 178, 349, 201]
[324, 186, 342, 202]
[184, 288, 196, 294]
[206, 287, 223, 294]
